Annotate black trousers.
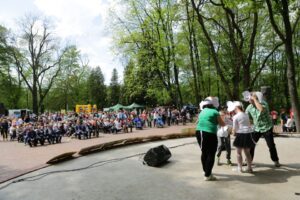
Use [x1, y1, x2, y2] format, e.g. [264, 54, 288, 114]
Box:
[1, 129, 8, 139]
[196, 130, 218, 177]
[250, 128, 279, 162]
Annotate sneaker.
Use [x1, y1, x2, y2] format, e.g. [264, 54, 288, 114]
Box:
[227, 159, 232, 166]
[274, 161, 281, 167]
[243, 162, 256, 168]
[243, 168, 253, 173]
[204, 175, 217, 181]
[232, 167, 242, 173]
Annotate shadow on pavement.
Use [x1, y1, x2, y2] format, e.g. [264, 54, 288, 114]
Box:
[216, 162, 300, 184]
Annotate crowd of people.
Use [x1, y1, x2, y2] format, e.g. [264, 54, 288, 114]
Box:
[0, 92, 292, 182]
[196, 91, 281, 181]
[270, 107, 296, 132]
[0, 107, 194, 146]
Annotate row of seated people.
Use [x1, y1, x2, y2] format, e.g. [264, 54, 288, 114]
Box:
[17, 126, 63, 147]
[12, 120, 133, 145]
[68, 116, 167, 137]
[11, 116, 166, 145]
[69, 116, 155, 137]
[69, 118, 140, 137]
[102, 118, 139, 133]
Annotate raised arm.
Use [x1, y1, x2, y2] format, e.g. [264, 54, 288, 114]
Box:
[251, 94, 264, 112]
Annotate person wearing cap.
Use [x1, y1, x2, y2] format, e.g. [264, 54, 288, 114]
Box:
[228, 101, 255, 173]
[245, 91, 280, 167]
[196, 97, 225, 181]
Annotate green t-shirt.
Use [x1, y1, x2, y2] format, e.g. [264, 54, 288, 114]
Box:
[245, 101, 273, 132]
[196, 108, 219, 134]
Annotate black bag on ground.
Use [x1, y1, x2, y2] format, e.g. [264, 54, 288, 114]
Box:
[143, 145, 172, 167]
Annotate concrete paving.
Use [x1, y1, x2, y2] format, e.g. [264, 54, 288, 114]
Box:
[0, 136, 299, 200]
[0, 124, 194, 183]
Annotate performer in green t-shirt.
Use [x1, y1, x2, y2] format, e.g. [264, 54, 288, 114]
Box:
[196, 97, 225, 181]
[245, 91, 280, 167]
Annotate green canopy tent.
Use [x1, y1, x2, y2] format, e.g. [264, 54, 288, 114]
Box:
[109, 104, 126, 111]
[126, 103, 145, 110]
[103, 107, 111, 112]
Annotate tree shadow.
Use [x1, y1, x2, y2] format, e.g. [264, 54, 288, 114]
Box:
[216, 162, 300, 184]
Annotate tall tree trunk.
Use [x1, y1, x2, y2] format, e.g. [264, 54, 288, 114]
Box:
[185, 1, 200, 104]
[191, 0, 234, 99]
[192, 23, 204, 101]
[266, 0, 300, 131]
[281, 0, 300, 131]
[32, 84, 38, 115]
[285, 42, 300, 131]
[173, 64, 183, 107]
[283, 60, 290, 108]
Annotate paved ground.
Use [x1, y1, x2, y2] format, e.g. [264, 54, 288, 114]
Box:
[0, 124, 194, 183]
[0, 135, 299, 200]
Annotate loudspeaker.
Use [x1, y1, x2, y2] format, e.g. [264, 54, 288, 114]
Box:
[143, 145, 172, 167]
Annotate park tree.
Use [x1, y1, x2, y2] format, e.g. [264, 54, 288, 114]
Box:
[6, 15, 67, 114]
[189, 0, 286, 99]
[109, 0, 299, 112]
[87, 66, 107, 109]
[121, 59, 158, 106]
[181, 0, 203, 103]
[45, 45, 89, 111]
[0, 25, 23, 108]
[111, 0, 184, 107]
[108, 68, 121, 105]
[265, 0, 300, 130]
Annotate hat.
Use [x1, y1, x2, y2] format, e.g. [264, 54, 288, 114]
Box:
[254, 91, 263, 102]
[242, 91, 263, 103]
[199, 100, 212, 110]
[199, 96, 219, 110]
[227, 101, 243, 112]
[242, 91, 251, 102]
[205, 96, 219, 108]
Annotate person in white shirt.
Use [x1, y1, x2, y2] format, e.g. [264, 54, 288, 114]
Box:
[111, 119, 122, 134]
[284, 117, 296, 132]
[9, 124, 17, 140]
[227, 101, 255, 173]
[216, 110, 232, 166]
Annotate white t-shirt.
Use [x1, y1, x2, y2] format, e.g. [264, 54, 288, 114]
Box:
[153, 112, 159, 120]
[233, 112, 253, 134]
[217, 125, 229, 137]
[114, 121, 122, 130]
[285, 118, 295, 128]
